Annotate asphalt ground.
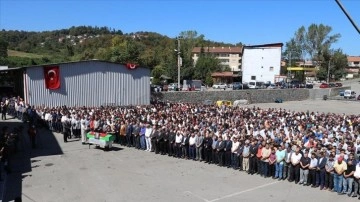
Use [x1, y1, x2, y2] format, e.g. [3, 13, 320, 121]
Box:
[2, 79, 359, 202]
[1, 97, 359, 202]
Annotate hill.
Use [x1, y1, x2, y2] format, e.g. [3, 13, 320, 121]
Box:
[0, 26, 242, 83]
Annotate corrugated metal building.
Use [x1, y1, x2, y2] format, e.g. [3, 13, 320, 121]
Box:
[22, 60, 150, 107]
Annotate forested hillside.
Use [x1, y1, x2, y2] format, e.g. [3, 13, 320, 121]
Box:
[0, 26, 242, 84]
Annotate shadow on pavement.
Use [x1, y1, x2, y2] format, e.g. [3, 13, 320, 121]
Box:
[1, 118, 63, 202]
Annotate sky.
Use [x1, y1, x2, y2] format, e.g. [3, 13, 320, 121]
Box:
[0, 0, 359, 56]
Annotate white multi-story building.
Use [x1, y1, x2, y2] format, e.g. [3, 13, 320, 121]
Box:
[241, 43, 283, 83]
[192, 47, 242, 72]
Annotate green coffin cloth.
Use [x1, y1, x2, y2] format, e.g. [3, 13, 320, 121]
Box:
[87, 133, 115, 142]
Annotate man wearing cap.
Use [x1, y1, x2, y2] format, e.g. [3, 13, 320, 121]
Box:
[333, 155, 347, 194]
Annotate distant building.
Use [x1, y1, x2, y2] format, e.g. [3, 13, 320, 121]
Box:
[348, 56, 360, 67]
[192, 47, 242, 72]
[346, 56, 360, 78]
[241, 43, 283, 83]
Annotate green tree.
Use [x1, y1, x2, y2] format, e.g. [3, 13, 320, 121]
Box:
[317, 49, 347, 81]
[151, 65, 166, 85]
[285, 24, 341, 63]
[0, 38, 8, 58]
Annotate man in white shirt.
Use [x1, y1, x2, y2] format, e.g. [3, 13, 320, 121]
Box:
[290, 146, 302, 183]
[309, 152, 319, 187]
[231, 137, 240, 169]
[145, 125, 153, 152]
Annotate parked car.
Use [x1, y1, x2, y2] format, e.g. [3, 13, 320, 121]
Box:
[150, 85, 163, 92]
[319, 83, 329, 88]
[233, 82, 249, 90]
[305, 83, 313, 89]
[212, 83, 227, 89]
[335, 83, 343, 87]
[267, 84, 277, 89]
[168, 83, 182, 91]
[329, 83, 336, 88]
[339, 90, 345, 96]
[344, 90, 356, 99]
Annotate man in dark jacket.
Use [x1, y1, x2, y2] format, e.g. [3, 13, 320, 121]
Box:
[224, 135, 232, 168]
[168, 129, 176, 157]
[155, 128, 164, 154]
[203, 132, 213, 163]
[216, 136, 226, 166]
[126, 121, 133, 147]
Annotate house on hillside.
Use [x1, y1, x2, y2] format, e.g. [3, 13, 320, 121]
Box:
[241, 43, 283, 83]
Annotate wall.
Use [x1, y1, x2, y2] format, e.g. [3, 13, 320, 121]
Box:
[25, 61, 150, 107]
[152, 89, 309, 104]
[242, 47, 281, 83]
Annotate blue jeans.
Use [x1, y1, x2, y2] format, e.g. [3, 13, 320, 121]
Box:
[275, 163, 284, 179]
[333, 174, 344, 193]
[343, 177, 354, 194]
[189, 145, 195, 159]
[140, 135, 146, 150]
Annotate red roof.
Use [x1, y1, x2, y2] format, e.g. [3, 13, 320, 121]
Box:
[192, 47, 242, 54]
[348, 56, 360, 62]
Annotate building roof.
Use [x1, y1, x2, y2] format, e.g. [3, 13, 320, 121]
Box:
[5, 59, 149, 71]
[348, 56, 360, 62]
[192, 46, 242, 54]
[211, 71, 235, 77]
[243, 43, 283, 49]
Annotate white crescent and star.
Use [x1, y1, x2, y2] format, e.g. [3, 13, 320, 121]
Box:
[47, 70, 56, 80]
[129, 64, 136, 69]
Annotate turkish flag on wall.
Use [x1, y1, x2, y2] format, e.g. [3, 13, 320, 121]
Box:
[44, 66, 60, 89]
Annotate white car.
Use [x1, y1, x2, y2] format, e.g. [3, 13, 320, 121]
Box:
[212, 83, 227, 89]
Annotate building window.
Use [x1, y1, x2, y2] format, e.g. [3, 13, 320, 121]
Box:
[251, 76, 256, 80]
[219, 54, 229, 57]
[270, 66, 274, 71]
[354, 61, 360, 65]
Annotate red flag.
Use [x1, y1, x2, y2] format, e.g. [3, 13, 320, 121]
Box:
[126, 63, 137, 70]
[44, 66, 60, 89]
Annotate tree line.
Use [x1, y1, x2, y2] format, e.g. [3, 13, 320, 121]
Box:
[0, 26, 240, 85]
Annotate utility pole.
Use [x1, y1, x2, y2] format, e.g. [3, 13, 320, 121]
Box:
[177, 38, 181, 89]
[288, 52, 292, 81]
[327, 59, 331, 83]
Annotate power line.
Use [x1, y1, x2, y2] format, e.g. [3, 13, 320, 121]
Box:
[335, 0, 360, 34]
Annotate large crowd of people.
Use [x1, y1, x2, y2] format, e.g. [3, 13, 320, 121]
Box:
[1, 96, 360, 199]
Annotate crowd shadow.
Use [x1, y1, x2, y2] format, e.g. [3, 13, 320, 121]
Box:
[1, 119, 64, 202]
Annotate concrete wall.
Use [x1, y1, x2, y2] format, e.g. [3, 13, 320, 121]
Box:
[308, 86, 351, 100]
[152, 89, 309, 104]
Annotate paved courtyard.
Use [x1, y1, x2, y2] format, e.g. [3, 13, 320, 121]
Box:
[2, 96, 359, 202]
